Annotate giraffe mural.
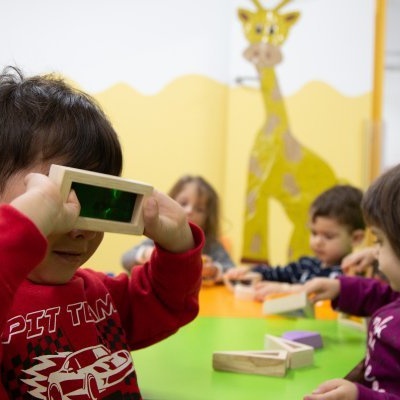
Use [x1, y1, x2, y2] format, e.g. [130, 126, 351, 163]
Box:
[239, 0, 339, 264]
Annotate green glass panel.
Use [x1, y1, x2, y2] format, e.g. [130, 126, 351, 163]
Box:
[71, 182, 137, 222]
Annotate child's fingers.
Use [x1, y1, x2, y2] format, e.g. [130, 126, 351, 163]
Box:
[142, 190, 194, 253]
[142, 195, 161, 239]
[62, 190, 81, 226]
[304, 379, 352, 400]
[311, 379, 344, 393]
[65, 190, 80, 216]
[303, 279, 319, 296]
[303, 280, 327, 303]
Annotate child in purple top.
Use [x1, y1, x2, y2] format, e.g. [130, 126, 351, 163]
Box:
[303, 163, 400, 400]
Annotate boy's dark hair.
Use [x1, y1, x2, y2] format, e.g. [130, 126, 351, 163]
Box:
[362, 164, 400, 260]
[310, 184, 365, 232]
[0, 66, 122, 193]
[168, 175, 220, 243]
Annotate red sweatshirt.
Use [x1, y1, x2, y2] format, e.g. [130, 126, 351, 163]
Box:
[0, 205, 204, 399]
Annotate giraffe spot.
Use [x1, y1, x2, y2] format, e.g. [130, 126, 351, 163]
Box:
[283, 130, 302, 162]
[272, 85, 282, 101]
[249, 157, 264, 178]
[247, 190, 258, 215]
[263, 115, 280, 136]
[283, 173, 300, 196]
[250, 234, 262, 254]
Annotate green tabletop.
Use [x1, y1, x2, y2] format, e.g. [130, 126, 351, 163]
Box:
[133, 316, 366, 400]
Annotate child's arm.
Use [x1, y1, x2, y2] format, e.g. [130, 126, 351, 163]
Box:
[223, 266, 252, 280]
[253, 281, 303, 301]
[252, 257, 320, 283]
[305, 276, 400, 317]
[333, 276, 400, 316]
[201, 241, 235, 284]
[207, 241, 235, 272]
[121, 239, 155, 273]
[0, 173, 80, 326]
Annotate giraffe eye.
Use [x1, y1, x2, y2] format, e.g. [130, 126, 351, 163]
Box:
[255, 24, 263, 34]
[269, 25, 276, 35]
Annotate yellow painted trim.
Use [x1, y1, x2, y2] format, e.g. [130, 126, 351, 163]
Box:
[370, 0, 387, 181]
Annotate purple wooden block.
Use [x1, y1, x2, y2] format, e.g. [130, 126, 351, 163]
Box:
[282, 330, 323, 349]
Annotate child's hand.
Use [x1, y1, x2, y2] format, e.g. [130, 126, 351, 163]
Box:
[341, 247, 377, 275]
[142, 190, 194, 253]
[303, 277, 340, 303]
[201, 255, 220, 285]
[253, 282, 301, 301]
[10, 173, 80, 236]
[304, 379, 357, 400]
[223, 266, 249, 280]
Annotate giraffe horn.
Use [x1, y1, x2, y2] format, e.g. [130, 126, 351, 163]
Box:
[273, 0, 292, 11]
[251, 0, 263, 10]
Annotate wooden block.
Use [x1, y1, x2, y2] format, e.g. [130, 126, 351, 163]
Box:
[282, 331, 323, 349]
[264, 335, 314, 368]
[212, 350, 288, 377]
[49, 164, 153, 235]
[262, 291, 314, 318]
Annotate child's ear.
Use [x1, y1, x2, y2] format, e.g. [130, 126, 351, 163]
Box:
[351, 229, 366, 246]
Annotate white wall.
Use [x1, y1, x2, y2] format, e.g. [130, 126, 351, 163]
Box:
[2, 0, 374, 95]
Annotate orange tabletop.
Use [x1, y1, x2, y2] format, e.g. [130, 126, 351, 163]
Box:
[199, 284, 338, 320]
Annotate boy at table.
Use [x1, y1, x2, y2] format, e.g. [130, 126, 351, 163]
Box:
[224, 185, 365, 301]
[0, 66, 203, 399]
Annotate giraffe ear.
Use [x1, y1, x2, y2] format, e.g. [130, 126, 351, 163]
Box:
[282, 11, 300, 27]
[238, 8, 253, 22]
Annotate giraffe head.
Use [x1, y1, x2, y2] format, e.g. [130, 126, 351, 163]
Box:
[238, 0, 300, 68]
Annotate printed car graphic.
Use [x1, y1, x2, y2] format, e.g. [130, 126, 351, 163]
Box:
[46, 345, 134, 399]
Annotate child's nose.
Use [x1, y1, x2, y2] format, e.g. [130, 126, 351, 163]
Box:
[182, 204, 193, 215]
[313, 235, 324, 245]
[68, 229, 97, 240]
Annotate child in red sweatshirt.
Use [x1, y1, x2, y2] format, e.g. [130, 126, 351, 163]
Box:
[0, 66, 204, 399]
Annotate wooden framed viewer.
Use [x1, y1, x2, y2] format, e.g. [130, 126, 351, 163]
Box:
[49, 164, 153, 235]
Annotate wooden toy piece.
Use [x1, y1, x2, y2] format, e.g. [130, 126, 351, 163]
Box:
[282, 331, 323, 349]
[264, 334, 314, 369]
[212, 350, 288, 377]
[338, 312, 368, 332]
[262, 291, 314, 318]
[49, 164, 153, 235]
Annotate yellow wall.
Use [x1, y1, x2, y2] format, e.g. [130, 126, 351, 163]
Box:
[84, 76, 371, 274]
